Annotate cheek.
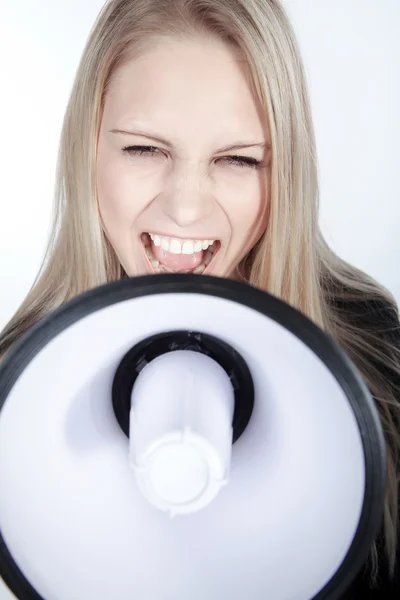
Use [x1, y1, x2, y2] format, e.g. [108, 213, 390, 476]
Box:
[224, 174, 269, 241]
[96, 157, 143, 229]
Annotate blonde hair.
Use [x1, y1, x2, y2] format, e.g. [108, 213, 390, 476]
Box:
[1, 0, 399, 585]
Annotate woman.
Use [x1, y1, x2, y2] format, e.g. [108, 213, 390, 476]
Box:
[0, 0, 399, 597]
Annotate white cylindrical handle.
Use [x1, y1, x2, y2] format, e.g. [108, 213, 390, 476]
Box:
[129, 350, 235, 516]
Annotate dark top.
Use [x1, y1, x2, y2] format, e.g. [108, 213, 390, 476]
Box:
[336, 298, 400, 599]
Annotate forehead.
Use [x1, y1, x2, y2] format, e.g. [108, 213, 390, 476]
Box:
[103, 36, 268, 142]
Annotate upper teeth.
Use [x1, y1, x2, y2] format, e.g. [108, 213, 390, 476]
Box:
[148, 233, 216, 255]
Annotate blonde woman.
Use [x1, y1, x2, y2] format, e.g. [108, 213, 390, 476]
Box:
[0, 0, 399, 597]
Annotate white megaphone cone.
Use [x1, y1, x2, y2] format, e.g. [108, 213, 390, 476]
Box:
[0, 274, 386, 600]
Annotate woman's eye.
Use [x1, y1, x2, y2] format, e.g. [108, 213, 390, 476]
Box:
[222, 155, 261, 169]
[122, 145, 159, 156]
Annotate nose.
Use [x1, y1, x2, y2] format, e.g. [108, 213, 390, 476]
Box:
[160, 160, 214, 228]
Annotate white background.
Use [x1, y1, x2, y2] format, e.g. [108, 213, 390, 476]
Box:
[0, 1, 399, 598]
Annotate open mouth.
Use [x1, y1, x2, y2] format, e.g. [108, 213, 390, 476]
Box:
[140, 232, 220, 275]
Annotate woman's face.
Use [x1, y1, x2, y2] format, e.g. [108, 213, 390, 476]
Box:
[96, 36, 271, 277]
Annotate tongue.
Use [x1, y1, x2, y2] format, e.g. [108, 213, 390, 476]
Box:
[152, 241, 204, 271]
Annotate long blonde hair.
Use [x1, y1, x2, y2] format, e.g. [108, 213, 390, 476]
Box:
[1, 0, 399, 585]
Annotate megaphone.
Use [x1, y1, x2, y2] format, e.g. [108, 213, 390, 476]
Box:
[0, 274, 386, 600]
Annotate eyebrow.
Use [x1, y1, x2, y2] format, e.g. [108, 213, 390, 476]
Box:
[110, 128, 269, 153]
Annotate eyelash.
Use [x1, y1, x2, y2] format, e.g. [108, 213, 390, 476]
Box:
[122, 145, 261, 169]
